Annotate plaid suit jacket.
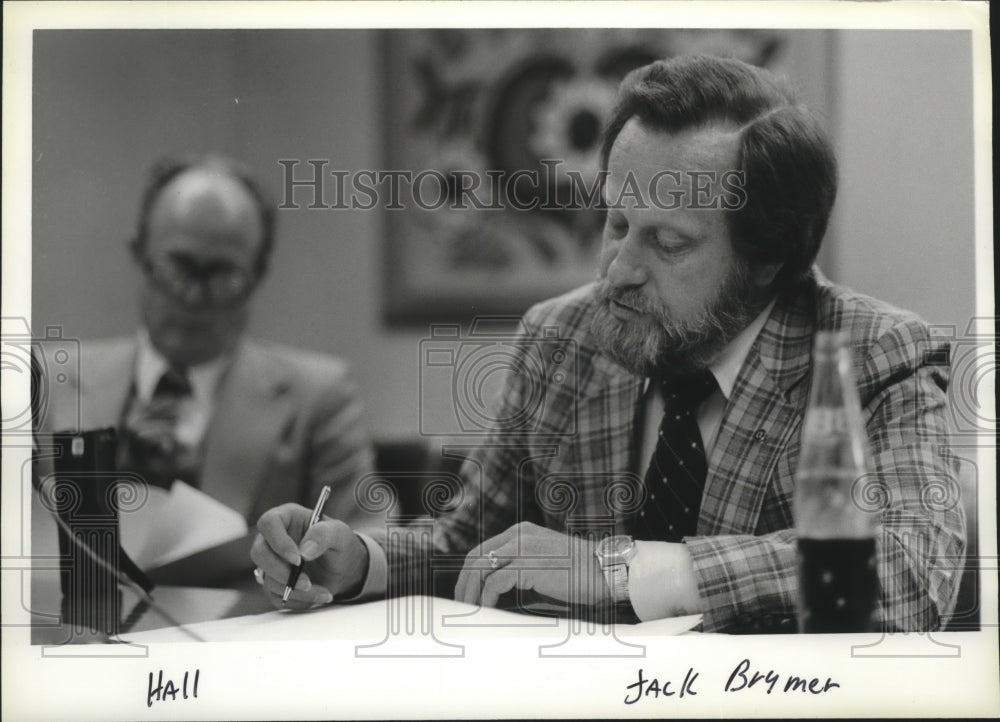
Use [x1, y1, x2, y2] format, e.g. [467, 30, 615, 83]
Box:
[378, 268, 964, 633]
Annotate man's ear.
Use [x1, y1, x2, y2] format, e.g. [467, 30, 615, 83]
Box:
[749, 262, 782, 289]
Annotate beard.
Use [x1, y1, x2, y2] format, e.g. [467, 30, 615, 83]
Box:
[589, 259, 764, 378]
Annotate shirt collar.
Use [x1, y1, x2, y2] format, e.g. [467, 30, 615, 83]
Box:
[641, 299, 776, 401]
[134, 329, 230, 403]
[708, 298, 775, 400]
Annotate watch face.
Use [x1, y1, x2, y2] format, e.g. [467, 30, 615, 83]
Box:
[610, 535, 634, 556]
[598, 535, 634, 560]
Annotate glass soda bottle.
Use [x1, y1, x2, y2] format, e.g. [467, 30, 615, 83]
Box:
[794, 330, 879, 633]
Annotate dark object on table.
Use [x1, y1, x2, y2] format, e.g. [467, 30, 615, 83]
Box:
[49, 428, 153, 636]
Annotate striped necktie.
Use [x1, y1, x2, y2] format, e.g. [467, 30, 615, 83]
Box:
[632, 370, 718, 543]
[119, 366, 196, 489]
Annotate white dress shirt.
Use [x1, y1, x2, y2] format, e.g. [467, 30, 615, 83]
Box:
[132, 330, 229, 449]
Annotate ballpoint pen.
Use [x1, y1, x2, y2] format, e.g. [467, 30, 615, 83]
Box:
[282, 484, 332, 606]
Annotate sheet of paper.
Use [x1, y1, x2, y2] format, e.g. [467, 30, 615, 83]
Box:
[121, 595, 702, 644]
[118, 481, 248, 570]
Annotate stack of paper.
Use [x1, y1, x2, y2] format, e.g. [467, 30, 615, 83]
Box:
[119, 481, 248, 571]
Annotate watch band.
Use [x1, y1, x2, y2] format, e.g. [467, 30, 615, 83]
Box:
[602, 561, 629, 603]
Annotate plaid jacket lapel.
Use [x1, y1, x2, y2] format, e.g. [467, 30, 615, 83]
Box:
[701, 282, 815, 535]
[555, 349, 645, 530]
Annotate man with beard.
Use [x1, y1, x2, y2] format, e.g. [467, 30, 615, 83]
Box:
[251, 56, 963, 632]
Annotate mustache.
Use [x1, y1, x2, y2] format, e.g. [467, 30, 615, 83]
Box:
[594, 280, 662, 317]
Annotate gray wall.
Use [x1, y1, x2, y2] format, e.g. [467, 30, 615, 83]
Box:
[32, 29, 977, 439]
[826, 30, 975, 327]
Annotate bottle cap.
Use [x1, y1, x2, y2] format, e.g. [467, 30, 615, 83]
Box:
[814, 329, 850, 354]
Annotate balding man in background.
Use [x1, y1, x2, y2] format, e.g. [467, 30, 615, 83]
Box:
[36, 154, 378, 581]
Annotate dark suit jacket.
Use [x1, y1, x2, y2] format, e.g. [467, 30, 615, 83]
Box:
[377, 268, 965, 632]
[36, 336, 380, 529]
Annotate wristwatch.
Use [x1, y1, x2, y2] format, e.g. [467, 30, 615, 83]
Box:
[594, 535, 635, 603]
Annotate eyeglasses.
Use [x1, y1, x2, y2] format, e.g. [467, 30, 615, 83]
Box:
[139, 252, 257, 308]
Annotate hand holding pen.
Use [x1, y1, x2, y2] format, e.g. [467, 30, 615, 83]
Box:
[283, 485, 331, 605]
[251, 488, 371, 611]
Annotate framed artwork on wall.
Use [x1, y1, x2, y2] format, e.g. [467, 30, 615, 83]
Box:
[382, 28, 832, 325]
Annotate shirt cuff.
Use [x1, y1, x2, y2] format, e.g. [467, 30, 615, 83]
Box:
[337, 532, 387, 602]
[627, 540, 700, 622]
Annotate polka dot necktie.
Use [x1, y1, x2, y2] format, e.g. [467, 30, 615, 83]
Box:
[632, 370, 718, 543]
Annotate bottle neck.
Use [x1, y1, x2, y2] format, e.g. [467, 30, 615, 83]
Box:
[795, 330, 876, 538]
[808, 346, 854, 408]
